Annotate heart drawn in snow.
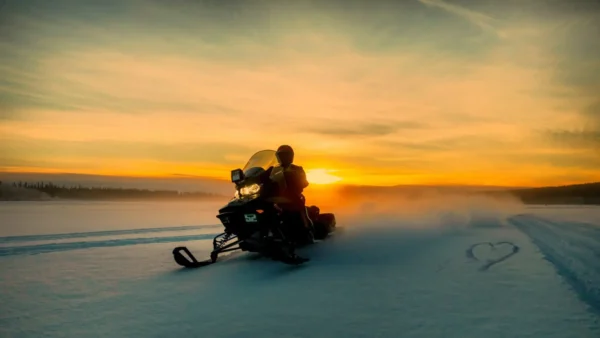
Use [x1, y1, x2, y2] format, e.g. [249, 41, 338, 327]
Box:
[466, 241, 520, 271]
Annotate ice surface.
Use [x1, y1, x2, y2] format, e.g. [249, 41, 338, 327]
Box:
[0, 199, 599, 337]
[0, 200, 225, 236]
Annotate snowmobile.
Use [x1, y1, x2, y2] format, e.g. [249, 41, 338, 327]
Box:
[172, 149, 337, 268]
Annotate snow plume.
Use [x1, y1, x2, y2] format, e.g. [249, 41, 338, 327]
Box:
[306, 186, 525, 233]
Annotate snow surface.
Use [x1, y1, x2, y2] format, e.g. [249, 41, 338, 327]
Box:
[1, 199, 599, 337]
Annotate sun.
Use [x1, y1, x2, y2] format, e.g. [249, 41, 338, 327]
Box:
[306, 169, 342, 185]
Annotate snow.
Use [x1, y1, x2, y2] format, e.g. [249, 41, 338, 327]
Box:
[1, 198, 599, 337]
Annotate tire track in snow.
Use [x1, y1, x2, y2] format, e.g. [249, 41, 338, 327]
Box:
[0, 225, 220, 244]
[509, 214, 600, 314]
[0, 233, 218, 257]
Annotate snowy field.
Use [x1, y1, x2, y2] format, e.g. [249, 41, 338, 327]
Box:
[1, 198, 599, 337]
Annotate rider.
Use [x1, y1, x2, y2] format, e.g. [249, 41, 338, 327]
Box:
[269, 145, 314, 240]
[275, 145, 308, 200]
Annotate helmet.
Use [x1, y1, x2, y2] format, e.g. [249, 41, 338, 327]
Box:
[276, 145, 294, 167]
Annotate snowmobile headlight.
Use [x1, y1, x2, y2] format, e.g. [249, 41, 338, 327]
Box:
[239, 183, 261, 196]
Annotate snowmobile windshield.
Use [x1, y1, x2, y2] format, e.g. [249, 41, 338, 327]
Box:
[242, 149, 278, 177]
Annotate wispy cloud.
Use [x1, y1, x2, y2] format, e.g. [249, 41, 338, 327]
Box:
[307, 120, 426, 137]
[545, 129, 600, 150]
[418, 0, 504, 38]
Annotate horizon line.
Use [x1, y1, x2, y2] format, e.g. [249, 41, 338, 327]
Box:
[1, 170, 599, 190]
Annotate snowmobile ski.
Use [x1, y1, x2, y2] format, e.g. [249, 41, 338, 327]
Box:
[172, 246, 215, 268]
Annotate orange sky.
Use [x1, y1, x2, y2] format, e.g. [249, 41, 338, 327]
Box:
[1, 0, 599, 187]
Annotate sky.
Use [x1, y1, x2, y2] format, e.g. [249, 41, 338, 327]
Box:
[1, 0, 599, 187]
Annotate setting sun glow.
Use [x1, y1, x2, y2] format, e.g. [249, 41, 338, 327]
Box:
[306, 169, 342, 185]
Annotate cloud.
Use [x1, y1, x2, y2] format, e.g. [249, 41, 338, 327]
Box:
[582, 101, 600, 128]
[505, 150, 600, 176]
[0, 134, 258, 179]
[2, 137, 252, 164]
[532, 14, 600, 155]
[307, 120, 425, 137]
[417, 0, 504, 37]
[545, 129, 600, 150]
[375, 134, 511, 153]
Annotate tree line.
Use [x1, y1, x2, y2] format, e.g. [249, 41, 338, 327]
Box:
[506, 182, 600, 205]
[0, 181, 224, 200]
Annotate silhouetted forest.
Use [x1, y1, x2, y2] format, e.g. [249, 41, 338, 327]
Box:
[1, 180, 598, 204]
[505, 182, 600, 205]
[0, 181, 225, 201]
[334, 182, 600, 205]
